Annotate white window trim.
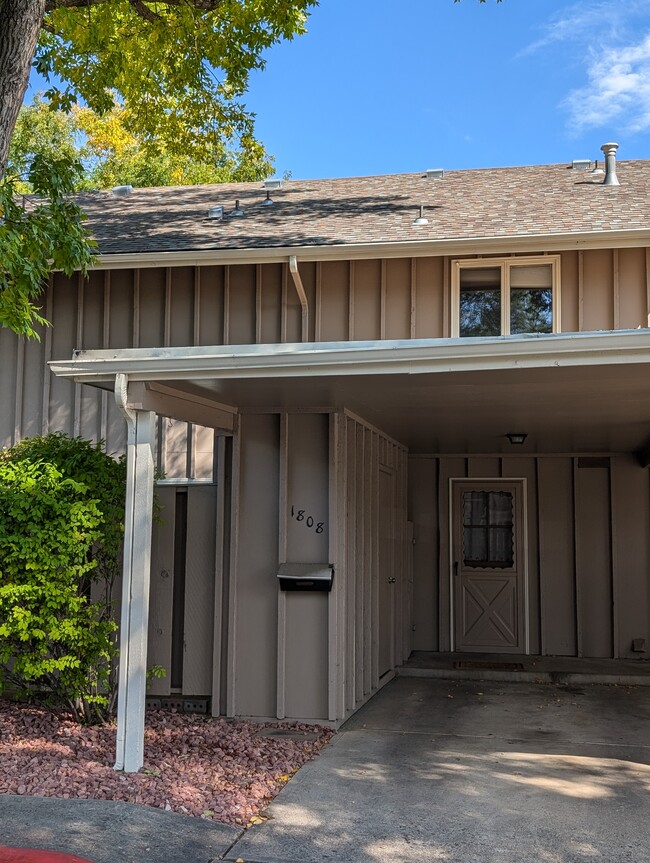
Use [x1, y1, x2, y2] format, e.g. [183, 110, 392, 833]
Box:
[451, 255, 561, 338]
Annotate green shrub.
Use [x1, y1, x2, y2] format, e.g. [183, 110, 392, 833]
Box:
[0, 435, 126, 722]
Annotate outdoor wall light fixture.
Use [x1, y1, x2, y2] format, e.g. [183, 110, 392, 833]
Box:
[506, 433, 528, 446]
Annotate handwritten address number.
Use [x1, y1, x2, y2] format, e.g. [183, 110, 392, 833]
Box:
[291, 505, 325, 534]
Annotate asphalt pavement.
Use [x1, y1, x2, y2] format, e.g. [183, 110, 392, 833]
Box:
[2, 677, 650, 863]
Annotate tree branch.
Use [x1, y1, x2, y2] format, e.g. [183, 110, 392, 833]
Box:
[45, 0, 226, 10]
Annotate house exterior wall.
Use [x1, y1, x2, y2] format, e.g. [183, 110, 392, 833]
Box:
[1, 246, 648, 720]
[409, 453, 650, 659]
[228, 410, 409, 723]
[1, 246, 648, 453]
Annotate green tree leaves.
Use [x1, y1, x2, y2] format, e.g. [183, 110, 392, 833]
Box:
[0, 152, 95, 337]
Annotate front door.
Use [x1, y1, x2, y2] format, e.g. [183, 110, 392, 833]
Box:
[452, 480, 526, 653]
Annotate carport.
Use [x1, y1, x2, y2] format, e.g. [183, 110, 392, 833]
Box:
[50, 328, 650, 771]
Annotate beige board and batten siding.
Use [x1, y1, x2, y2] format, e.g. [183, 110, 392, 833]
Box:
[3, 245, 649, 451]
[409, 454, 650, 659]
[228, 409, 409, 724]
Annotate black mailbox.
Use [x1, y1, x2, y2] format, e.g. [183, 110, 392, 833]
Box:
[277, 563, 334, 592]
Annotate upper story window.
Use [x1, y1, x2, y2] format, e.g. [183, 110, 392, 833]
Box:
[451, 256, 561, 338]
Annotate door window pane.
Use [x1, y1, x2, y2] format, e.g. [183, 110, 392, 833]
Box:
[459, 267, 501, 337]
[462, 490, 514, 568]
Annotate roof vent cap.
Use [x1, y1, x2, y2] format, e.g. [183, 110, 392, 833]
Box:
[261, 191, 274, 207]
[571, 159, 592, 171]
[601, 142, 620, 186]
[111, 185, 133, 196]
[413, 205, 429, 226]
[207, 205, 224, 220]
[425, 168, 444, 180]
[230, 199, 245, 217]
[263, 178, 283, 191]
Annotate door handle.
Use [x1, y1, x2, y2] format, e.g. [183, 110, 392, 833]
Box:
[453, 561, 459, 578]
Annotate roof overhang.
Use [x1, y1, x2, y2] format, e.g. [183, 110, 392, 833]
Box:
[49, 330, 650, 455]
[90, 228, 650, 270]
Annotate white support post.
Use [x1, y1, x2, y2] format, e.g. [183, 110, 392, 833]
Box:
[114, 373, 156, 772]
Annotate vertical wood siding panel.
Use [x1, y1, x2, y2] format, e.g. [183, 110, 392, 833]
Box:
[384, 259, 411, 340]
[618, 248, 647, 329]
[233, 414, 279, 717]
[329, 413, 346, 720]
[299, 261, 318, 343]
[467, 457, 501, 478]
[0, 328, 18, 446]
[354, 423, 365, 703]
[363, 427, 373, 696]
[148, 487, 176, 697]
[78, 270, 104, 443]
[21, 333, 45, 439]
[438, 457, 467, 651]
[611, 455, 650, 658]
[260, 263, 283, 344]
[320, 261, 350, 341]
[502, 457, 541, 654]
[284, 413, 330, 719]
[197, 266, 225, 345]
[138, 268, 166, 348]
[169, 267, 195, 347]
[226, 264, 256, 345]
[345, 417, 356, 713]
[408, 457, 438, 651]
[41, 280, 54, 437]
[352, 259, 381, 341]
[49, 273, 78, 438]
[414, 257, 444, 339]
[575, 463, 612, 657]
[559, 251, 580, 333]
[538, 459, 577, 655]
[183, 486, 217, 695]
[582, 249, 614, 331]
[370, 431, 379, 689]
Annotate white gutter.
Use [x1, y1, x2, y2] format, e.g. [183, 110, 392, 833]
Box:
[289, 255, 309, 341]
[88, 228, 650, 271]
[49, 329, 650, 384]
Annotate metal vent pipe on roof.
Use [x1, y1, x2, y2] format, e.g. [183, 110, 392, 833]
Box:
[601, 142, 620, 186]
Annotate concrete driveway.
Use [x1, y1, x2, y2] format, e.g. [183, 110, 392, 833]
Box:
[227, 677, 650, 863]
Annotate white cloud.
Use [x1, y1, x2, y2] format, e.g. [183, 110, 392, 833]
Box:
[521, 1, 650, 135]
[563, 34, 650, 133]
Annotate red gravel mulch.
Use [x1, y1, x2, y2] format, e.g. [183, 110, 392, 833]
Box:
[0, 700, 334, 826]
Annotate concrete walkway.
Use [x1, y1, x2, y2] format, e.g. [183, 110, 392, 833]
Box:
[2, 677, 650, 863]
[227, 677, 650, 863]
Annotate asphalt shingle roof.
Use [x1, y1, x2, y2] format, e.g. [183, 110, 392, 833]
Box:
[78, 159, 650, 256]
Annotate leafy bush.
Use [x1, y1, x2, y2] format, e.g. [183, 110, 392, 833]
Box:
[0, 435, 126, 722]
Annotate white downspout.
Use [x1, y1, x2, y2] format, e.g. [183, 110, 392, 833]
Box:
[289, 255, 309, 342]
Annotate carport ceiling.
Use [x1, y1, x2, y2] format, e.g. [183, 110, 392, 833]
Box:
[166, 362, 650, 454]
[52, 331, 650, 455]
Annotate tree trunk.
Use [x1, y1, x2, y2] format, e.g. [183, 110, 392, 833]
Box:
[0, 0, 46, 174]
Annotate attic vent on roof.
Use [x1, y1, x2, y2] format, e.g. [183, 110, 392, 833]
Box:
[571, 159, 592, 171]
[207, 206, 224, 220]
[263, 178, 283, 191]
[111, 185, 133, 196]
[425, 168, 444, 179]
[231, 200, 244, 216]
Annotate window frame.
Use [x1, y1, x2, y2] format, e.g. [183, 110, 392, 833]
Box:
[451, 255, 561, 338]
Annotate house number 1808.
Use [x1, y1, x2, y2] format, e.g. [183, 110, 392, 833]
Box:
[291, 506, 325, 534]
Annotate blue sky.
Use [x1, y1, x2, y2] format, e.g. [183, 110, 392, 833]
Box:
[242, 0, 650, 179]
[26, 0, 650, 180]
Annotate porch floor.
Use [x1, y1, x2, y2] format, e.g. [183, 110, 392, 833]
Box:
[400, 650, 650, 686]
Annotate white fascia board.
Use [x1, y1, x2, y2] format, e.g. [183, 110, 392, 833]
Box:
[91, 228, 650, 271]
[49, 329, 650, 385]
